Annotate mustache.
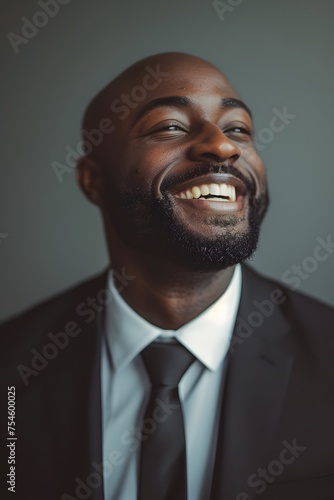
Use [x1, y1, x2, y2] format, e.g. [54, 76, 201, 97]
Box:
[160, 162, 256, 197]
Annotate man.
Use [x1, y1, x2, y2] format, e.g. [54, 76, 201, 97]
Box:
[1, 52, 334, 500]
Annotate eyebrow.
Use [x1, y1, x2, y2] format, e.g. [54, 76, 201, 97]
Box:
[132, 95, 252, 125]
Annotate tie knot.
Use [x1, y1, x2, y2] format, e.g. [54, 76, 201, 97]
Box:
[141, 342, 195, 387]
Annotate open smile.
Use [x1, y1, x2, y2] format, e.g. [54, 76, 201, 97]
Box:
[171, 173, 249, 213]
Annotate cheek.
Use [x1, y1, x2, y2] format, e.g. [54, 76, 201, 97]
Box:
[121, 142, 183, 192]
[240, 146, 267, 188]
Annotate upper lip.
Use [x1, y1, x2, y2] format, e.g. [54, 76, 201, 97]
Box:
[170, 173, 248, 197]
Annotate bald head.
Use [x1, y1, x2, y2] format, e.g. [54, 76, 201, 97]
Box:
[81, 52, 240, 165]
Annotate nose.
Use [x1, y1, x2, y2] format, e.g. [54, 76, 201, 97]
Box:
[188, 122, 241, 164]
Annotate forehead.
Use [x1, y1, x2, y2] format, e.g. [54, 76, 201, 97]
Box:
[111, 63, 246, 131]
[123, 61, 239, 101]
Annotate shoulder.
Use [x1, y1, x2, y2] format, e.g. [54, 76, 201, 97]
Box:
[0, 270, 108, 365]
[242, 263, 334, 339]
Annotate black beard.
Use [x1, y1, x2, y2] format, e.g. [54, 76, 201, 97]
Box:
[106, 165, 269, 271]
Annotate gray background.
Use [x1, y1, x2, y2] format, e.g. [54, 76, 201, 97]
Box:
[1, 0, 334, 321]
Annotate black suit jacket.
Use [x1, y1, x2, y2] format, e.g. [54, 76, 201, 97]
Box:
[1, 265, 334, 500]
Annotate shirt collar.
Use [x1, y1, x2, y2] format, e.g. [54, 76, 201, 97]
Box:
[104, 265, 242, 373]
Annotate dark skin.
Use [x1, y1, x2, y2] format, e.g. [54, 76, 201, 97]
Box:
[77, 52, 267, 330]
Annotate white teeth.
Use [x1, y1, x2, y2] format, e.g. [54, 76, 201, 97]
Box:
[191, 186, 201, 199]
[175, 183, 237, 202]
[210, 183, 220, 196]
[220, 184, 230, 198]
[220, 184, 236, 201]
[229, 185, 237, 202]
[200, 184, 210, 196]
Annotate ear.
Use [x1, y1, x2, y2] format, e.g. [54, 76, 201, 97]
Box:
[76, 157, 105, 206]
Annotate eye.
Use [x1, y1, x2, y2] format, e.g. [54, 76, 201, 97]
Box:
[223, 122, 253, 141]
[225, 125, 251, 135]
[143, 120, 188, 139]
[157, 122, 186, 132]
[232, 127, 249, 134]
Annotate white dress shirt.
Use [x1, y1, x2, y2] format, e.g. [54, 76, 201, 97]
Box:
[101, 264, 242, 500]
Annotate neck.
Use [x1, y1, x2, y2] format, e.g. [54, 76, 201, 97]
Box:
[108, 241, 235, 330]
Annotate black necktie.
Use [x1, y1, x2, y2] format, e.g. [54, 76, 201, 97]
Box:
[139, 341, 195, 500]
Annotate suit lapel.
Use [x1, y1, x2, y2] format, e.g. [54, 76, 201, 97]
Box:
[211, 265, 294, 499]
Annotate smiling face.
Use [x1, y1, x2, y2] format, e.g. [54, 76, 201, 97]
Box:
[80, 53, 269, 270]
